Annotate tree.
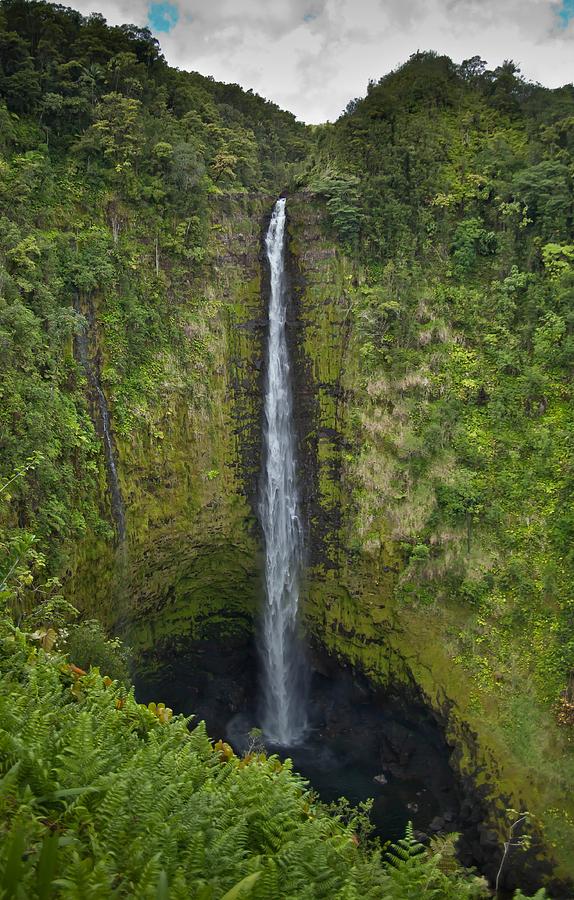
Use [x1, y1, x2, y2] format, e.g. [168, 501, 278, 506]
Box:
[90, 91, 142, 172]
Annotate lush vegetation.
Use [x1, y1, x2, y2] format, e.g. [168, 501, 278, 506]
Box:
[0, 0, 309, 602]
[1, 609, 549, 898]
[1, 0, 574, 893]
[302, 50, 574, 821]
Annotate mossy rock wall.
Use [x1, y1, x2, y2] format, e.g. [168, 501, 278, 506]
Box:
[67, 194, 272, 676]
[286, 194, 572, 892]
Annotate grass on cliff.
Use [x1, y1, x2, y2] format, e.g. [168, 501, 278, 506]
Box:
[296, 51, 574, 872]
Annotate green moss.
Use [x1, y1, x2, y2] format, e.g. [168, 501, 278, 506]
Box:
[63, 196, 267, 677]
[287, 194, 574, 884]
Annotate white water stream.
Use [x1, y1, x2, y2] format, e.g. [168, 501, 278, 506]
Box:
[260, 198, 307, 745]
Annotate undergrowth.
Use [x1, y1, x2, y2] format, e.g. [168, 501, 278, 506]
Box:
[0, 612, 546, 898]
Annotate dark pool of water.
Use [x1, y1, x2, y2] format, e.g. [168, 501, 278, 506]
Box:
[228, 720, 440, 844]
[135, 648, 461, 846]
[133, 640, 567, 896]
[289, 736, 437, 844]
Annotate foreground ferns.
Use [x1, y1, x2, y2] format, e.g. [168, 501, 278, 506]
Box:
[0, 617, 545, 897]
[379, 824, 488, 899]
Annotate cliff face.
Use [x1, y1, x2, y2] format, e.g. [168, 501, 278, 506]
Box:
[285, 195, 572, 893]
[66, 193, 572, 892]
[68, 195, 273, 683]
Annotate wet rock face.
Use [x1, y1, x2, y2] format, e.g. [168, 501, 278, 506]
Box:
[68, 194, 271, 646]
[283, 200, 353, 572]
[134, 633, 259, 742]
[279, 198, 568, 897]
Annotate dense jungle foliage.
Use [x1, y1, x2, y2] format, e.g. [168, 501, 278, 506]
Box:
[0, 0, 309, 605]
[303, 50, 574, 824]
[0, 613, 508, 899]
[1, 0, 574, 894]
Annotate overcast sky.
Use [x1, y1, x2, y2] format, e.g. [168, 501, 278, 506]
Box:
[71, 0, 574, 123]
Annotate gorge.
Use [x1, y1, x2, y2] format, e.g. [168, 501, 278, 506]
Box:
[2, 3, 574, 896]
[129, 195, 557, 895]
[133, 196, 482, 871]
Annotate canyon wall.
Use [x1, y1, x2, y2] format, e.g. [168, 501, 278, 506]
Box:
[286, 195, 570, 893]
[67, 194, 572, 893]
[68, 195, 271, 685]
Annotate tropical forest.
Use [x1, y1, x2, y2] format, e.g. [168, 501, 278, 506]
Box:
[1, 0, 574, 896]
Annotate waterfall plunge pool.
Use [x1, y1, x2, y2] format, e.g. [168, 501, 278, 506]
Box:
[134, 641, 465, 848]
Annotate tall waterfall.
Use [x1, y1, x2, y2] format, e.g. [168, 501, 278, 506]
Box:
[260, 198, 308, 746]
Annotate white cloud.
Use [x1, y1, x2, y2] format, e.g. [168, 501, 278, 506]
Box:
[71, 0, 574, 122]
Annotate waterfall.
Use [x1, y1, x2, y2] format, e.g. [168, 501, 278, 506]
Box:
[75, 304, 126, 543]
[91, 376, 126, 543]
[259, 198, 308, 746]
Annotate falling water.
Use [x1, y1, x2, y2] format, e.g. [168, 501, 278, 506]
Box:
[259, 198, 308, 746]
[75, 310, 126, 543]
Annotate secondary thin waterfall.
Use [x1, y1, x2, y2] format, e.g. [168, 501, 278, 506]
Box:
[75, 298, 126, 543]
[260, 198, 308, 746]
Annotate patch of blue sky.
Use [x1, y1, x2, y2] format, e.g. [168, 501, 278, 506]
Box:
[147, 1, 180, 33]
[557, 0, 574, 27]
[303, 12, 317, 22]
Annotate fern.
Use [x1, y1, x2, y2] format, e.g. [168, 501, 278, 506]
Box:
[0, 616, 543, 898]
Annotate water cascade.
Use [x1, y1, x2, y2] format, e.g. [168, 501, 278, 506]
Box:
[75, 305, 126, 543]
[259, 198, 308, 745]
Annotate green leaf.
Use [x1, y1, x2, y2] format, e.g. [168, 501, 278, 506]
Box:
[37, 832, 59, 900]
[221, 872, 262, 899]
[3, 821, 27, 894]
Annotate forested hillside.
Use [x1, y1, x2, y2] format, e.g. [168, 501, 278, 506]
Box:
[0, 0, 308, 595]
[1, 1, 574, 895]
[298, 50, 574, 878]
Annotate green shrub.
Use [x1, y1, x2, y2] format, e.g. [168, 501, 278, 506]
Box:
[0, 614, 387, 898]
[0, 613, 540, 898]
[62, 618, 131, 686]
